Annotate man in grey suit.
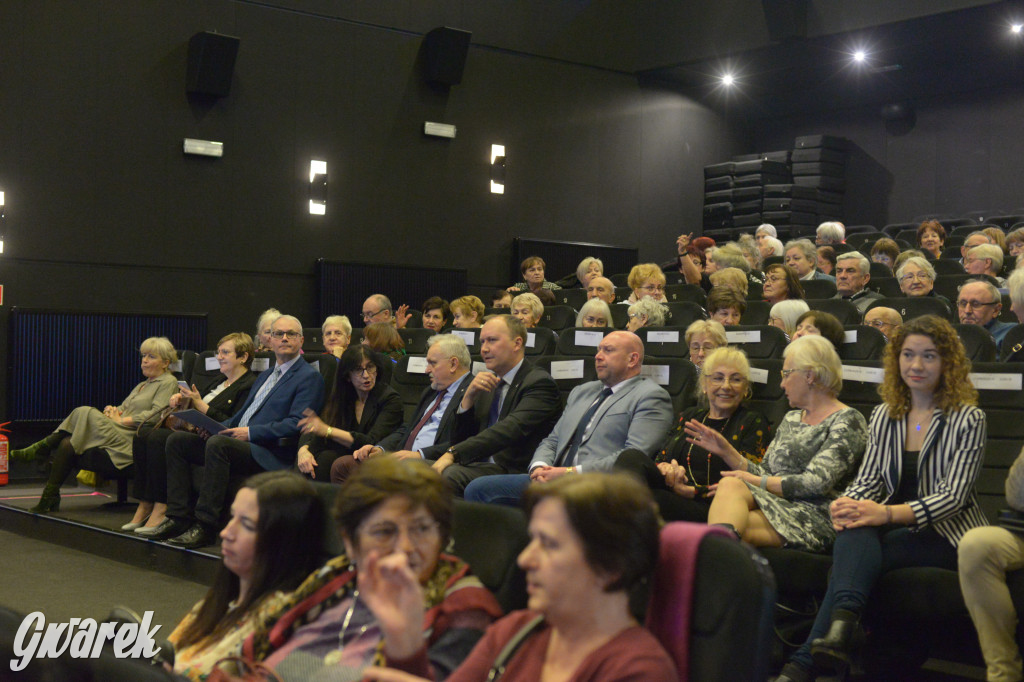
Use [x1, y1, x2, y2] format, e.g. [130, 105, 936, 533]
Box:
[351, 334, 474, 463]
[832, 252, 882, 316]
[464, 330, 674, 506]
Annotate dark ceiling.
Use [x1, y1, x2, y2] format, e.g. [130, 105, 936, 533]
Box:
[639, 1, 1024, 119]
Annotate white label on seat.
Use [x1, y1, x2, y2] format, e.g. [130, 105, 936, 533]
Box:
[205, 357, 219, 370]
[550, 360, 585, 379]
[727, 331, 761, 343]
[407, 356, 428, 374]
[453, 330, 476, 345]
[842, 365, 884, 383]
[473, 361, 488, 375]
[647, 331, 679, 343]
[749, 367, 769, 384]
[253, 358, 271, 371]
[844, 330, 857, 343]
[527, 332, 536, 348]
[640, 364, 671, 385]
[575, 330, 603, 347]
[970, 373, 1022, 391]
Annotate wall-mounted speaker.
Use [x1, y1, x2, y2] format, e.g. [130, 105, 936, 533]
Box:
[423, 27, 471, 87]
[762, 0, 808, 42]
[187, 31, 240, 98]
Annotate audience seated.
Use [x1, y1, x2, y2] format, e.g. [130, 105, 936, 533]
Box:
[451, 295, 485, 329]
[1007, 227, 1024, 263]
[966, 243, 1006, 285]
[132, 333, 257, 536]
[421, 297, 450, 333]
[760, 235, 784, 261]
[255, 308, 282, 352]
[816, 246, 836, 277]
[556, 256, 603, 289]
[575, 298, 612, 328]
[157, 315, 325, 548]
[791, 310, 845, 352]
[959, 444, 1024, 682]
[685, 319, 727, 372]
[293, 345, 402, 483]
[11, 336, 179, 514]
[777, 316, 986, 682]
[815, 221, 846, 248]
[350, 335, 474, 477]
[585, 275, 616, 304]
[465, 331, 673, 507]
[433, 315, 560, 496]
[1009, 269, 1024, 323]
[833, 252, 882, 315]
[626, 298, 668, 331]
[984, 226, 1009, 255]
[533, 288, 556, 309]
[169, 471, 327, 679]
[626, 262, 668, 303]
[870, 238, 901, 271]
[321, 315, 353, 358]
[363, 321, 407, 363]
[362, 294, 401, 328]
[491, 290, 512, 309]
[763, 263, 805, 305]
[736, 233, 764, 275]
[708, 266, 748, 298]
[246, 458, 502, 680]
[755, 223, 777, 243]
[509, 292, 543, 329]
[706, 287, 745, 326]
[957, 279, 1016, 349]
[785, 238, 835, 282]
[769, 299, 810, 338]
[863, 306, 903, 341]
[616, 346, 772, 522]
[507, 255, 562, 293]
[962, 231, 995, 265]
[362, 473, 677, 682]
[917, 220, 946, 260]
[896, 256, 952, 312]
[703, 335, 867, 552]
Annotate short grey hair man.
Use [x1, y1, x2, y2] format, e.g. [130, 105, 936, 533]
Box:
[816, 221, 846, 245]
[427, 333, 472, 370]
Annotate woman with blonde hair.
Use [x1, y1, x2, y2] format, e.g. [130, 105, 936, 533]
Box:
[709, 267, 749, 297]
[626, 263, 667, 303]
[510, 292, 543, 328]
[450, 296, 485, 329]
[777, 316, 986, 681]
[769, 299, 811, 338]
[685, 319, 727, 371]
[255, 308, 282, 351]
[322, 315, 352, 358]
[575, 298, 612, 328]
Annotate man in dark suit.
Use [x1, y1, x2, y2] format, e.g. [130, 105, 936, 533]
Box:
[351, 334, 474, 463]
[433, 315, 560, 496]
[465, 331, 673, 506]
[157, 314, 325, 548]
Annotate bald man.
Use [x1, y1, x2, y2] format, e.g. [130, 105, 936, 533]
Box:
[863, 306, 903, 341]
[464, 330, 674, 506]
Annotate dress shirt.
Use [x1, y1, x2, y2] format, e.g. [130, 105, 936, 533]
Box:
[410, 373, 468, 455]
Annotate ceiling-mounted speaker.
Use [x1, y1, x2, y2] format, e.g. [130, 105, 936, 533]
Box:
[187, 31, 240, 97]
[762, 0, 808, 42]
[423, 27, 471, 87]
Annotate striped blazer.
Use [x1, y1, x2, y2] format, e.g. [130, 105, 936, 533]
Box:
[843, 403, 987, 546]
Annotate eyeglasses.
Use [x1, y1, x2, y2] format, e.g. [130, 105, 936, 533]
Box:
[764, 275, 785, 284]
[628, 312, 647, 319]
[362, 520, 439, 546]
[707, 375, 746, 387]
[866, 320, 894, 330]
[780, 368, 803, 379]
[689, 343, 717, 353]
[271, 330, 300, 339]
[583, 316, 607, 326]
[362, 309, 385, 320]
[352, 364, 378, 376]
[216, 348, 237, 357]
[900, 273, 932, 283]
[639, 284, 665, 293]
[957, 299, 998, 309]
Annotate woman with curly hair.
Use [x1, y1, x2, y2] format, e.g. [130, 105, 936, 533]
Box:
[777, 315, 987, 682]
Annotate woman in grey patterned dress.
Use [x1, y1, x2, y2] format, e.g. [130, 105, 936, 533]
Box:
[689, 335, 867, 552]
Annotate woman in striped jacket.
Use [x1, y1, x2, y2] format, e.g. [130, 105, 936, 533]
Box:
[777, 315, 987, 682]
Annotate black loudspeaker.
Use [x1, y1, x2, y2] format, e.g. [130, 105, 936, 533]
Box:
[762, 0, 808, 42]
[187, 31, 240, 97]
[423, 27, 471, 86]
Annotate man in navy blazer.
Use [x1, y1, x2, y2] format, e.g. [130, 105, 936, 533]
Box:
[464, 330, 674, 506]
[352, 334, 475, 463]
[159, 314, 325, 547]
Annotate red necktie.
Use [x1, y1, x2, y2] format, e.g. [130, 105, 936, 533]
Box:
[403, 390, 445, 450]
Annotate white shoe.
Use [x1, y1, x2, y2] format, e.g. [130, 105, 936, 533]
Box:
[121, 517, 149, 531]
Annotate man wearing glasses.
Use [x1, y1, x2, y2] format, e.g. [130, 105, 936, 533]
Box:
[159, 315, 325, 548]
[863, 307, 902, 342]
[362, 293, 413, 329]
[958, 280, 1016, 349]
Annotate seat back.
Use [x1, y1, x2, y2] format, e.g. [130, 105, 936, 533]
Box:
[614, 285, 633, 302]
[740, 300, 771, 326]
[637, 327, 689, 359]
[869, 276, 903, 297]
[452, 501, 530, 613]
[191, 350, 229, 394]
[970, 363, 1024, 521]
[953, 324, 998, 362]
[933, 273, 1000, 303]
[839, 325, 888, 361]
[725, 325, 788, 359]
[866, 296, 952, 323]
[555, 287, 588, 310]
[931, 259, 966, 276]
[868, 261, 893, 279]
[524, 327, 558, 356]
[303, 353, 338, 396]
[837, 359, 884, 423]
[747, 358, 789, 428]
[799, 279, 837, 298]
[664, 284, 707, 306]
[448, 328, 481, 354]
[398, 328, 436, 355]
[303, 327, 325, 351]
[556, 327, 611, 357]
[533, 356, 598, 407]
[1000, 323, 1024, 361]
[390, 354, 432, 421]
[538, 305, 576, 331]
[663, 301, 708, 329]
[806, 298, 861, 325]
[609, 304, 629, 329]
[609, 273, 629, 286]
[641, 357, 698, 415]
[179, 349, 198, 385]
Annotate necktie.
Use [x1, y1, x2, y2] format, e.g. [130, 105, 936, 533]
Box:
[239, 367, 282, 427]
[556, 387, 613, 467]
[403, 390, 445, 450]
[488, 381, 507, 427]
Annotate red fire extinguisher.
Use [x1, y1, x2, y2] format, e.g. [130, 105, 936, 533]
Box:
[0, 422, 10, 486]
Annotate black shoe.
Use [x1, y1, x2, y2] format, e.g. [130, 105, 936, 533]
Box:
[137, 517, 185, 540]
[774, 662, 813, 682]
[29, 486, 61, 514]
[166, 523, 215, 549]
[810, 608, 862, 672]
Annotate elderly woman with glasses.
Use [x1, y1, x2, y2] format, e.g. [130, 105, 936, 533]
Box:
[762, 263, 805, 306]
[626, 263, 667, 303]
[692, 335, 868, 551]
[295, 345, 403, 482]
[244, 457, 503, 681]
[685, 319, 727, 372]
[575, 298, 612, 328]
[616, 346, 772, 522]
[896, 256, 952, 313]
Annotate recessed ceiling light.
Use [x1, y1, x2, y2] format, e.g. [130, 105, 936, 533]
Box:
[721, 73, 735, 86]
[853, 50, 867, 63]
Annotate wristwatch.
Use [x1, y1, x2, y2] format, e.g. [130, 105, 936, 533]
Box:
[445, 447, 459, 464]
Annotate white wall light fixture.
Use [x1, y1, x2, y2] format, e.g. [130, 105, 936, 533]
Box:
[309, 160, 327, 215]
[490, 144, 506, 194]
[183, 138, 224, 157]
